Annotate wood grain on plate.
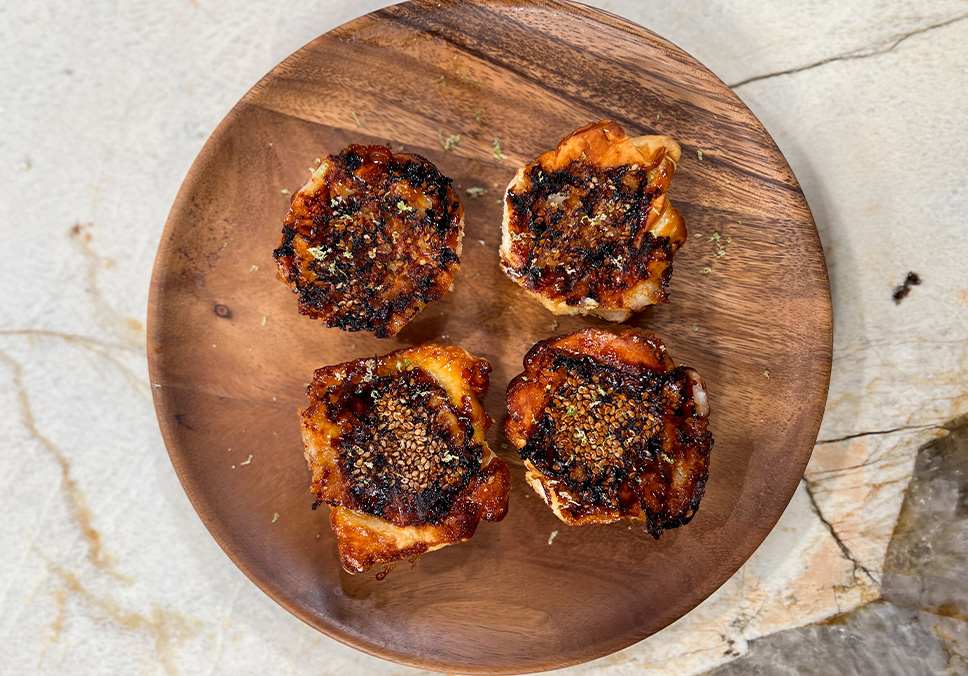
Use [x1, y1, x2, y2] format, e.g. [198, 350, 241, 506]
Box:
[147, 0, 832, 672]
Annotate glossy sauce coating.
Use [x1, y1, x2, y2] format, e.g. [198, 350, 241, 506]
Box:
[501, 121, 686, 318]
[506, 329, 712, 535]
[301, 345, 509, 573]
[274, 145, 463, 337]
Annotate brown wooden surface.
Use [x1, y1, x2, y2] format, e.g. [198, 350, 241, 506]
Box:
[147, 1, 832, 672]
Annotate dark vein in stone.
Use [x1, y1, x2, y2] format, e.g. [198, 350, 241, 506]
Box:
[816, 424, 939, 445]
[730, 12, 968, 88]
[807, 455, 886, 477]
[803, 479, 879, 585]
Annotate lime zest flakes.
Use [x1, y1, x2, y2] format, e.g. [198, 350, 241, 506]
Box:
[350, 111, 362, 126]
[307, 246, 328, 260]
[438, 131, 461, 151]
[698, 230, 731, 272]
[711, 231, 729, 257]
[492, 137, 505, 160]
[396, 200, 414, 213]
[697, 149, 704, 161]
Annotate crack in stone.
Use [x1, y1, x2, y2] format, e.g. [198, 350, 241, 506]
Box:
[816, 423, 939, 445]
[803, 479, 880, 585]
[730, 12, 968, 88]
[711, 416, 968, 673]
[0, 349, 126, 581]
[807, 455, 888, 477]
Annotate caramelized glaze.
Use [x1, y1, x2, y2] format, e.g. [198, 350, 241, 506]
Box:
[505, 329, 712, 535]
[302, 345, 509, 573]
[275, 145, 463, 337]
[500, 121, 686, 320]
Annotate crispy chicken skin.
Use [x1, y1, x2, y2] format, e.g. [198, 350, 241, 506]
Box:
[500, 121, 686, 321]
[505, 329, 711, 535]
[301, 345, 510, 574]
[274, 145, 464, 338]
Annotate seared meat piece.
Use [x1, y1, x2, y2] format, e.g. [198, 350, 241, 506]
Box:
[500, 121, 686, 321]
[274, 145, 463, 337]
[301, 344, 509, 574]
[505, 328, 711, 535]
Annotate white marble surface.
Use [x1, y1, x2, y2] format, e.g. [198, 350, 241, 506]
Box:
[2, 1, 967, 674]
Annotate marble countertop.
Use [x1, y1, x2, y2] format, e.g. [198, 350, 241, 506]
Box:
[2, 1, 966, 673]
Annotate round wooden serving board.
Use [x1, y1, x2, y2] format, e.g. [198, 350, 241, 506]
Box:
[148, 1, 832, 672]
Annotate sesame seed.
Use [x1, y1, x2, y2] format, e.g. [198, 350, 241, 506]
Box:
[336, 371, 477, 496]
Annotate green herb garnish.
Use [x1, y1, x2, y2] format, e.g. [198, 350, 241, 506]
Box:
[439, 131, 461, 151]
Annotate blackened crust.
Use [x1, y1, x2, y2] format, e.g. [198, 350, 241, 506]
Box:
[274, 145, 463, 337]
[301, 344, 510, 574]
[505, 328, 712, 536]
[500, 121, 686, 318]
[504, 161, 674, 306]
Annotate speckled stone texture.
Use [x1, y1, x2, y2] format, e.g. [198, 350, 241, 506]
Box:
[711, 419, 968, 675]
[1, 1, 966, 674]
[710, 602, 953, 676]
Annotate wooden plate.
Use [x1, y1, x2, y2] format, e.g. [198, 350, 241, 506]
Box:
[147, 0, 831, 672]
